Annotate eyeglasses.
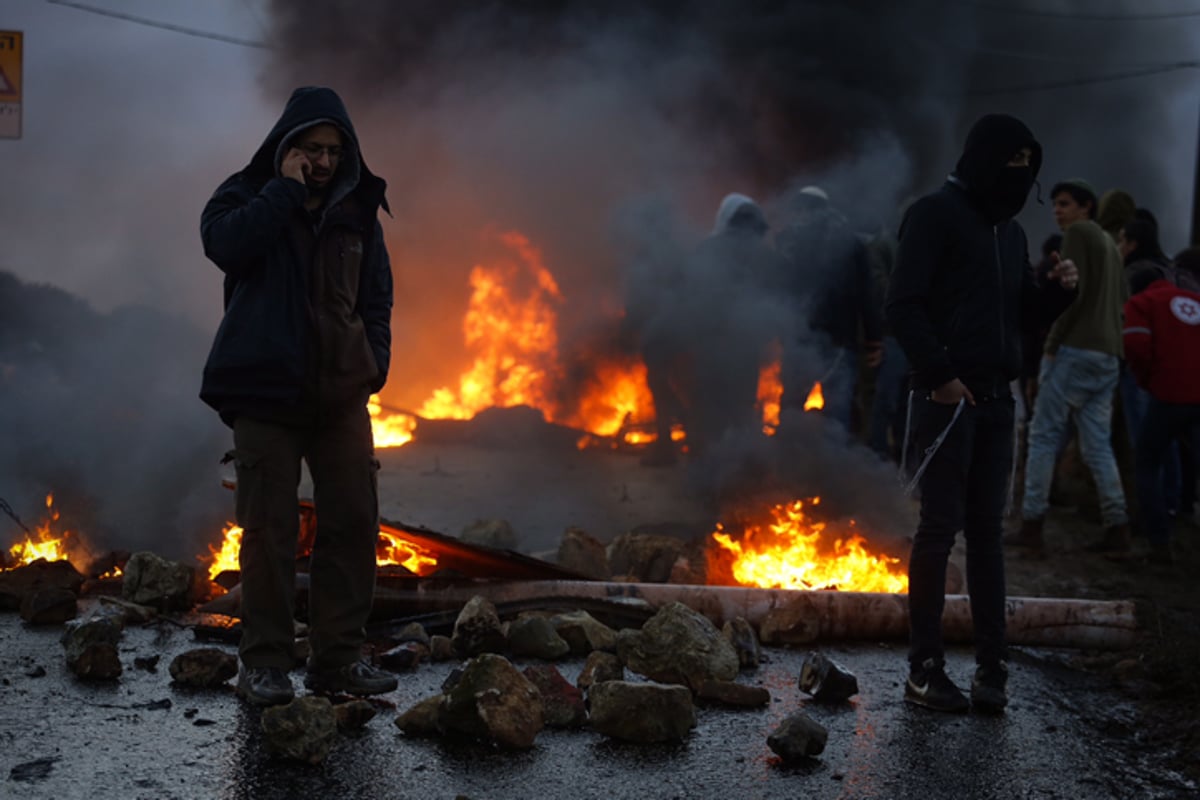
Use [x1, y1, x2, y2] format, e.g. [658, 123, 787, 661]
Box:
[299, 143, 344, 160]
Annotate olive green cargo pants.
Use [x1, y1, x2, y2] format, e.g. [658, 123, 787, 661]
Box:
[231, 408, 379, 670]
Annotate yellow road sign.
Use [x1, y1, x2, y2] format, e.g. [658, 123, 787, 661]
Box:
[0, 30, 23, 139]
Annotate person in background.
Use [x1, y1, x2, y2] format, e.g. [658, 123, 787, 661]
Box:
[1021, 233, 1064, 415]
[1097, 188, 1137, 242]
[1116, 217, 1182, 525]
[777, 186, 883, 433]
[887, 114, 1077, 714]
[1123, 269, 1200, 564]
[200, 86, 398, 705]
[682, 193, 788, 460]
[865, 210, 908, 461]
[1012, 179, 1130, 557]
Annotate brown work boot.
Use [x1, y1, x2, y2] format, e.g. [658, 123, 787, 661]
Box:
[1087, 523, 1132, 555]
[1004, 517, 1045, 556]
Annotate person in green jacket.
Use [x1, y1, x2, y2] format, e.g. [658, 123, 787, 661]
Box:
[1014, 179, 1131, 555]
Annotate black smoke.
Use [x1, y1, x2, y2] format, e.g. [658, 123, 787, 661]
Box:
[251, 0, 1196, 534]
[0, 271, 230, 565]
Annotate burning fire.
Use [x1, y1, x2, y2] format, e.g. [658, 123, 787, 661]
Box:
[370, 230, 661, 448]
[206, 522, 244, 580]
[709, 499, 908, 593]
[757, 357, 783, 435]
[366, 230, 814, 450]
[4, 494, 72, 569]
[418, 231, 563, 421]
[204, 521, 440, 580]
[803, 382, 825, 411]
[368, 396, 416, 447]
[378, 527, 439, 575]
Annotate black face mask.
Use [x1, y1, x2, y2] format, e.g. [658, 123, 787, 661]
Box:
[984, 165, 1035, 222]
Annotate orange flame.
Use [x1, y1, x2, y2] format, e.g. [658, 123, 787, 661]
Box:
[5, 494, 72, 569]
[757, 356, 783, 435]
[204, 521, 440, 580]
[368, 396, 416, 447]
[803, 381, 825, 411]
[709, 499, 908, 593]
[207, 522, 243, 580]
[377, 528, 439, 575]
[418, 231, 562, 421]
[371, 230, 660, 448]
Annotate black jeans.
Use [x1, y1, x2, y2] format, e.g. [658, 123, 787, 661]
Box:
[908, 394, 1014, 669]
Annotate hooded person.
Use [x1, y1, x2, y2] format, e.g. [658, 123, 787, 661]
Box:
[199, 87, 398, 706]
[775, 184, 883, 432]
[680, 193, 789, 469]
[886, 113, 1077, 714]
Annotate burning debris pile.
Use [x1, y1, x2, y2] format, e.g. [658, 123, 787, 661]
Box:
[360, 228, 815, 458]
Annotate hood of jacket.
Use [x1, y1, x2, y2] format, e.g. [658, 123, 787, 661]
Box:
[244, 86, 389, 215]
[952, 113, 1042, 223]
[1097, 189, 1136, 236]
[713, 193, 768, 236]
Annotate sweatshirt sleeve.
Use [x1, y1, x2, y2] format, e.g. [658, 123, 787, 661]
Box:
[886, 197, 957, 389]
[361, 220, 394, 392]
[1122, 292, 1153, 388]
[200, 175, 307, 277]
[1042, 221, 1091, 355]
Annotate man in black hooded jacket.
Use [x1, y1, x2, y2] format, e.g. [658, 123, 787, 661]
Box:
[886, 114, 1076, 713]
[200, 87, 397, 705]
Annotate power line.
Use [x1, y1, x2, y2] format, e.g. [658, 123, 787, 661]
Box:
[967, 61, 1200, 95]
[45, 0, 271, 49]
[967, 1, 1200, 21]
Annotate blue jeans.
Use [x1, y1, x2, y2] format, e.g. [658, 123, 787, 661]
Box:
[1136, 398, 1200, 547]
[868, 336, 908, 459]
[1120, 366, 1181, 515]
[1022, 347, 1127, 527]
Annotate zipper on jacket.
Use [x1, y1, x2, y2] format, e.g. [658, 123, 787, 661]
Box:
[994, 226, 1006, 359]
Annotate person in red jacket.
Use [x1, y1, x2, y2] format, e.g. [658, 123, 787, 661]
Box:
[1123, 272, 1200, 564]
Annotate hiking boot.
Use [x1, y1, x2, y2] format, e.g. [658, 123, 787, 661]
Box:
[236, 666, 295, 706]
[971, 662, 1009, 714]
[904, 658, 969, 713]
[305, 659, 398, 696]
[1087, 523, 1131, 555]
[1004, 517, 1045, 556]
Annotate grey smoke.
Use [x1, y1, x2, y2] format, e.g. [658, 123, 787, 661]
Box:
[0, 272, 229, 564]
[3, 0, 1194, 553]
[260, 0, 1200, 534]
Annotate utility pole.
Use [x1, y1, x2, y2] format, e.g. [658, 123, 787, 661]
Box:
[1193, 101, 1200, 245]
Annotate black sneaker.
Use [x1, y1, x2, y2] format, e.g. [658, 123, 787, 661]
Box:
[305, 659, 398, 696]
[904, 658, 969, 713]
[971, 662, 1009, 713]
[236, 666, 295, 706]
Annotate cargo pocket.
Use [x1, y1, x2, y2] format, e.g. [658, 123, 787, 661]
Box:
[230, 449, 268, 531]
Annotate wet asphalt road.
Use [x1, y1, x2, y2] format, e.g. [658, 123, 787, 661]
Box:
[0, 606, 1193, 800]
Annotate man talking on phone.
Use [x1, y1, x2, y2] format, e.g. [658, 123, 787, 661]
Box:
[199, 86, 397, 705]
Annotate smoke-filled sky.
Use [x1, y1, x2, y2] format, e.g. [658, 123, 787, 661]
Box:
[3, 0, 1200, 551]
